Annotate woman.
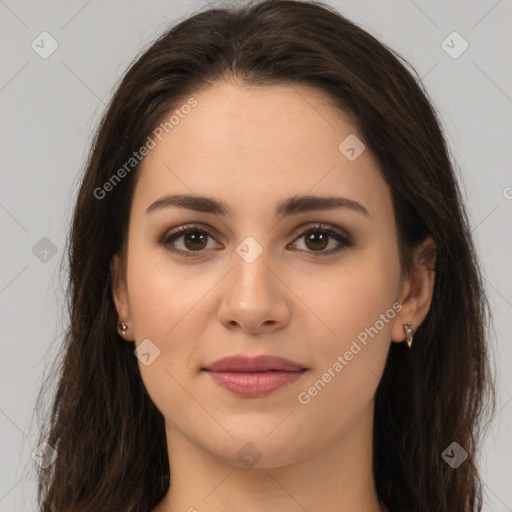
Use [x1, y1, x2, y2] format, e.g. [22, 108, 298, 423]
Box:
[34, 1, 496, 511]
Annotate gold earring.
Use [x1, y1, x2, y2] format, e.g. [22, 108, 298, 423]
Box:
[403, 322, 415, 349]
[120, 322, 128, 337]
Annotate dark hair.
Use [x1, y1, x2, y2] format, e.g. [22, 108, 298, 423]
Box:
[34, 1, 496, 510]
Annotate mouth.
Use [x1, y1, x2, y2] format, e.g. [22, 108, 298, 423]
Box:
[202, 354, 308, 397]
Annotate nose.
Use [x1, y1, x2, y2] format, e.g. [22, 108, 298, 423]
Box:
[217, 249, 291, 334]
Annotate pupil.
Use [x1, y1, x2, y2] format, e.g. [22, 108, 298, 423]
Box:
[185, 232, 206, 250]
[306, 232, 327, 250]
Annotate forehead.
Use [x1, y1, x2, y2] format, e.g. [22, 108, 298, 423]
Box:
[132, 81, 391, 220]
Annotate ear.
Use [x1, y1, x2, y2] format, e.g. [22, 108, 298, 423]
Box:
[110, 253, 133, 342]
[391, 236, 436, 344]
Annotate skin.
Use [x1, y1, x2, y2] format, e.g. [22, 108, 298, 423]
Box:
[111, 80, 435, 512]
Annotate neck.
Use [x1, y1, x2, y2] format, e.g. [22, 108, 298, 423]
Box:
[153, 400, 385, 512]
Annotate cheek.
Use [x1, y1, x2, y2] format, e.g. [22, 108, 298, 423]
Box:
[298, 248, 400, 412]
[311, 250, 400, 349]
[125, 248, 208, 419]
[126, 242, 207, 339]
[125, 245, 220, 389]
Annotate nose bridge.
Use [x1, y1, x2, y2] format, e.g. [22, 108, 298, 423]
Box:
[218, 232, 290, 332]
[231, 233, 276, 298]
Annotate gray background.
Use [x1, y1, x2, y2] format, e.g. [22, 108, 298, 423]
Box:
[1, 0, 511, 510]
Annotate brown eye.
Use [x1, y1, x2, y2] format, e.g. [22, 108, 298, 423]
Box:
[159, 225, 219, 258]
[290, 224, 353, 257]
[181, 231, 208, 251]
[303, 231, 329, 251]
[158, 223, 352, 258]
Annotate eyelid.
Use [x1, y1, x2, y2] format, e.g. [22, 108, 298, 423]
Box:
[291, 223, 352, 244]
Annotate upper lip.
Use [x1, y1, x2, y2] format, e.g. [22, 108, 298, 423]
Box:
[203, 354, 306, 372]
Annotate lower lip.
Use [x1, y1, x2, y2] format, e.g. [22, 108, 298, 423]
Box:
[205, 370, 306, 397]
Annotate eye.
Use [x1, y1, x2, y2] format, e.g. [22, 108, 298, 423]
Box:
[288, 223, 353, 257]
[157, 223, 353, 258]
[157, 224, 220, 258]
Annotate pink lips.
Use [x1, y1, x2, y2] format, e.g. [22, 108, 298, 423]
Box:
[203, 355, 307, 397]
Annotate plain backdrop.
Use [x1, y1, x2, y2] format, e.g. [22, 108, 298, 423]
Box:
[1, 1, 511, 510]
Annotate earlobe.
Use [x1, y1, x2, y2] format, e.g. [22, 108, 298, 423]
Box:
[391, 236, 436, 345]
[110, 253, 133, 341]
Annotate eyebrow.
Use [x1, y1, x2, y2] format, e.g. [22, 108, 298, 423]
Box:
[145, 193, 369, 218]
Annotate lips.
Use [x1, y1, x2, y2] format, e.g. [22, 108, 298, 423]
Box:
[202, 355, 307, 397]
[203, 354, 306, 372]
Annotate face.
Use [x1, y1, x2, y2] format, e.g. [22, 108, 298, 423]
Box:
[111, 81, 419, 469]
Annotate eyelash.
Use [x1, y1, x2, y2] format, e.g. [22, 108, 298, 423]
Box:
[157, 223, 353, 259]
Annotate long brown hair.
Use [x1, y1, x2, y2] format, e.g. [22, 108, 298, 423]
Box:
[34, 1, 496, 510]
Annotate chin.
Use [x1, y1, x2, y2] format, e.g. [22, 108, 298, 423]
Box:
[204, 425, 308, 469]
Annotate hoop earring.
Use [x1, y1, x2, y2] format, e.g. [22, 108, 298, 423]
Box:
[119, 322, 128, 337]
[403, 322, 415, 349]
